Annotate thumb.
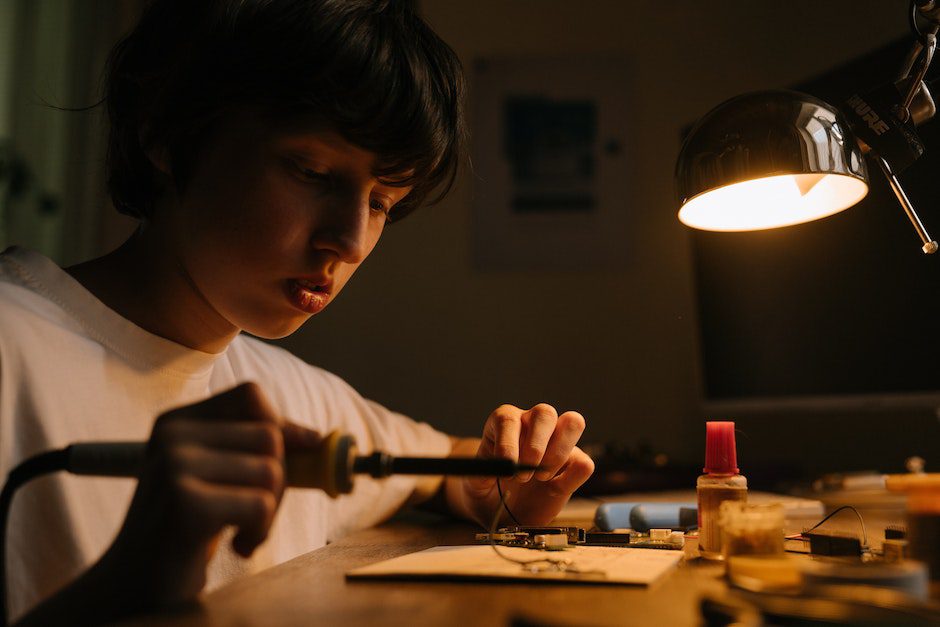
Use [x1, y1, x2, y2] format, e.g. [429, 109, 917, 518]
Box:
[281, 422, 323, 453]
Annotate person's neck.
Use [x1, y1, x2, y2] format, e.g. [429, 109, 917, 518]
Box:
[65, 229, 238, 353]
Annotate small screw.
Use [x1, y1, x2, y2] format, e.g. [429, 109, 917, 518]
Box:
[905, 456, 926, 474]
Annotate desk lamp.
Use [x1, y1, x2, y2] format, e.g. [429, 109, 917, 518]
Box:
[676, 0, 940, 254]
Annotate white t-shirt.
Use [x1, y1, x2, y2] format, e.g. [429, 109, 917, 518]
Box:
[0, 246, 451, 622]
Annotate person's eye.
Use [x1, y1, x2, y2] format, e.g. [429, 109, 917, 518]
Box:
[301, 168, 331, 184]
[289, 160, 332, 186]
[369, 198, 391, 218]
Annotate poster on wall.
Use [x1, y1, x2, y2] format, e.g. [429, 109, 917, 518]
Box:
[471, 57, 634, 271]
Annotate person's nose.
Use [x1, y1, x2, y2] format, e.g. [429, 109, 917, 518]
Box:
[310, 190, 371, 264]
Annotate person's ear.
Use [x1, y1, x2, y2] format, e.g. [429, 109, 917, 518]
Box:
[139, 126, 172, 176]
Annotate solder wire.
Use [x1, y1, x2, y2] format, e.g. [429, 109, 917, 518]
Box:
[487, 478, 572, 570]
[487, 478, 607, 578]
[496, 476, 521, 525]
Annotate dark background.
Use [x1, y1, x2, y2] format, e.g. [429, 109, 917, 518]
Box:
[3, 1, 937, 487]
[690, 37, 940, 480]
[695, 38, 940, 401]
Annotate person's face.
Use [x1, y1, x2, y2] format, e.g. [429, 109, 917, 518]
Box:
[160, 109, 412, 340]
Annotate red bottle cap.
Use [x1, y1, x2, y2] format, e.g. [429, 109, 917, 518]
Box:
[704, 421, 738, 474]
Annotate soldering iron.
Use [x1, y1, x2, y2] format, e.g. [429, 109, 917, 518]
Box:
[58, 430, 533, 495]
[0, 431, 535, 625]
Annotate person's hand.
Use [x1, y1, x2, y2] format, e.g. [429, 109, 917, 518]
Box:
[98, 382, 320, 609]
[449, 404, 594, 527]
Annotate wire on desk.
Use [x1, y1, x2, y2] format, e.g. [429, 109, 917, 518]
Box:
[487, 478, 572, 572]
[784, 505, 869, 547]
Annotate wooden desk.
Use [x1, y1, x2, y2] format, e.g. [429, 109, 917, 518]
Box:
[128, 512, 729, 627]
[126, 502, 925, 627]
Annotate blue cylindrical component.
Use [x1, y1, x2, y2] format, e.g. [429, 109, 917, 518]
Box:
[594, 502, 697, 531]
[630, 503, 697, 532]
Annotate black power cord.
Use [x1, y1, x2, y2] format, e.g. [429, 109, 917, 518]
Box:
[0, 449, 70, 627]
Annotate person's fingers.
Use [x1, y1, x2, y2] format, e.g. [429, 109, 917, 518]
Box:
[169, 445, 285, 495]
[480, 404, 523, 461]
[151, 418, 321, 466]
[546, 447, 595, 496]
[153, 420, 285, 458]
[517, 404, 558, 482]
[175, 476, 278, 558]
[280, 421, 323, 452]
[465, 406, 522, 495]
[534, 411, 586, 481]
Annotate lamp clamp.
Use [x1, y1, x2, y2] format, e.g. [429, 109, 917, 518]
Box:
[913, 0, 940, 35]
[843, 83, 925, 173]
[836, 1, 940, 253]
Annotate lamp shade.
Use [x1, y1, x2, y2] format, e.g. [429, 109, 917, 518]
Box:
[676, 90, 869, 231]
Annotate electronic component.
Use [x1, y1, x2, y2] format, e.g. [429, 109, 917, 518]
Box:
[532, 534, 568, 549]
[629, 530, 685, 550]
[476, 527, 583, 550]
[478, 527, 685, 551]
[585, 530, 685, 550]
[884, 525, 907, 540]
[472, 532, 570, 551]
[649, 528, 671, 541]
[474, 532, 530, 545]
[882, 539, 910, 563]
[805, 530, 863, 556]
[501, 526, 585, 544]
[584, 532, 632, 546]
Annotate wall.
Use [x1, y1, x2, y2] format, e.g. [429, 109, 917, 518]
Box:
[1, 0, 140, 263]
[5, 1, 918, 470]
[274, 0, 911, 467]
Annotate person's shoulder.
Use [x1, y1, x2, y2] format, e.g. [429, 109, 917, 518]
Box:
[228, 334, 350, 390]
[0, 256, 81, 373]
[0, 272, 39, 312]
[226, 335, 371, 431]
[0, 283, 34, 354]
[0, 259, 65, 331]
[0, 246, 73, 322]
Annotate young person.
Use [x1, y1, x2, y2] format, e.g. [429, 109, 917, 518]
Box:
[0, 1, 594, 624]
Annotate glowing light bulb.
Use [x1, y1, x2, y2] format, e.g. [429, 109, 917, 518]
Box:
[678, 173, 868, 232]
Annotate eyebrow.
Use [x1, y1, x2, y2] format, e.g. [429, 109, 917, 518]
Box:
[375, 174, 415, 189]
[279, 135, 416, 188]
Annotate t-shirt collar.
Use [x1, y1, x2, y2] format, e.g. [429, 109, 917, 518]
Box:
[1, 246, 227, 377]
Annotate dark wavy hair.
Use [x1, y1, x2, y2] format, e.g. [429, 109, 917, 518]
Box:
[105, 0, 466, 222]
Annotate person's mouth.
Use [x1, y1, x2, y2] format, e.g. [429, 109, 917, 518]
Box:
[286, 277, 332, 314]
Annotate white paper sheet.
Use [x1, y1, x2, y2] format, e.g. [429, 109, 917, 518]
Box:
[347, 544, 682, 585]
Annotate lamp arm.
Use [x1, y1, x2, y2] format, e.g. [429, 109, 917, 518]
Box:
[839, 1, 940, 254]
[888, 3, 940, 253]
[897, 40, 924, 81]
[875, 156, 939, 254]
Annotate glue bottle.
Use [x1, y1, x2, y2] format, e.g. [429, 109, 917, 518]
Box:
[697, 421, 747, 560]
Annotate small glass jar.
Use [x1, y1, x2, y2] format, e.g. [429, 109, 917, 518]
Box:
[718, 501, 784, 559]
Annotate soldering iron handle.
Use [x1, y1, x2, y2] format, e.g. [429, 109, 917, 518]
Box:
[65, 442, 147, 477]
[283, 431, 357, 497]
[61, 434, 361, 498]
